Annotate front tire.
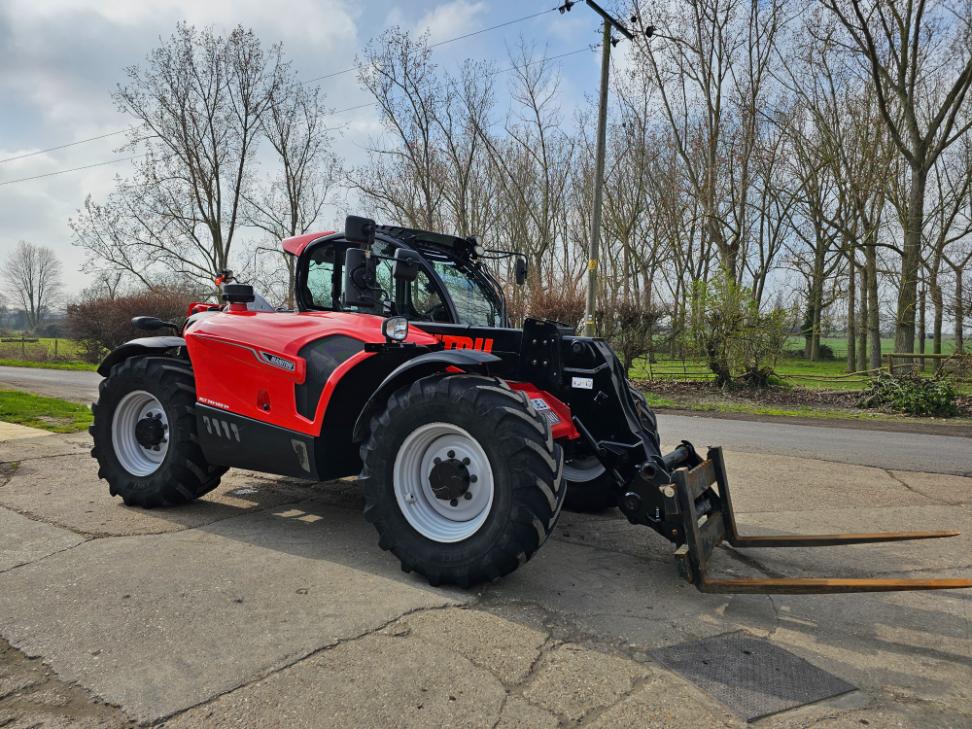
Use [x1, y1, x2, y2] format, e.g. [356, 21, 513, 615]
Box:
[360, 375, 565, 587]
[91, 357, 225, 508]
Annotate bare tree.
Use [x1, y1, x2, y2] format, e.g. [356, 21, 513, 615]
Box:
[819, 0, 972, 356]
[353, 29, 447, 230]
[1, 241, 63, 331]
[246, 80, 340, 306]
[72, 24, 285, 288]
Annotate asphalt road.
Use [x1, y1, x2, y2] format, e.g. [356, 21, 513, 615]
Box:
[1, 364, 969, 475]
[0, 365, 101, 403]
[658, 412, 972, 476]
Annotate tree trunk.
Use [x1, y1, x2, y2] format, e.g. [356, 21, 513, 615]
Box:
[846, 261, 856, 372]
[929, 270, 943, 355]
[866, 242, 881, 369]
[894, 166, 927, 359]
[917, 285, 926, 371]
[857, 264, 868, 371]
[955, 271, 965, 354]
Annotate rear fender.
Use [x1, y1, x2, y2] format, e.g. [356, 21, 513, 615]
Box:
[97, 336, 187, 377]
[350, 349, 501, 442]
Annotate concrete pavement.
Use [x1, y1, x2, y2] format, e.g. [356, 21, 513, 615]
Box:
[0, 430, 969, 728]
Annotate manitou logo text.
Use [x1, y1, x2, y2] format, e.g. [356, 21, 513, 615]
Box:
[433, 334, 494, 352]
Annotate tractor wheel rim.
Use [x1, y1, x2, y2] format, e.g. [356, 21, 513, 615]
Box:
[563, 454, 606, 483]
[111, 390, 169, 477]
[393, 422, 494, 543]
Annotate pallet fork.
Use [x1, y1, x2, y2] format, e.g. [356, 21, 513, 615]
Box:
[661, 446, 972, 594]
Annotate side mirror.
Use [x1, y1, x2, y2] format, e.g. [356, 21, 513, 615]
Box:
[342, 247, 379, 309]
[345, 215, 376, 246]
[131, 316, 169, 331]
[393, 248, 421, 283]
[515, 257, 528, 286]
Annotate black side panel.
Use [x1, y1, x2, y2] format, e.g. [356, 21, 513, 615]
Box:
[295, 335, 364, 420]
[315, 348, 425, 480]
[196, 405, 319, 480]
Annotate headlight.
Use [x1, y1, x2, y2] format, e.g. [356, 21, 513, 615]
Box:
[382, 316, 409, 342]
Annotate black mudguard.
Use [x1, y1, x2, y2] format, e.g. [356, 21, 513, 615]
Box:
[351, 349, 501, 442]
[97, 336, 187, 377]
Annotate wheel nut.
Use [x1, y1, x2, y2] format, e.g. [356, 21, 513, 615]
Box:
[462, 457, 470, 465]
[448, 450, 455, 459]
[434, 457, 441, 465]
[463, 492, 472, 500]
[470, 475, 478, 483]
[450, 498, 458, 507]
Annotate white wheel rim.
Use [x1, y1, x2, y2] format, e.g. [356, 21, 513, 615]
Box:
[111, 390, 169, 477]
[393, 422, 494, 543]
[564, 454, 606, 483]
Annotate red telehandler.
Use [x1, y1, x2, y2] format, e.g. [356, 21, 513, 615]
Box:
[90, 216, 972, 593]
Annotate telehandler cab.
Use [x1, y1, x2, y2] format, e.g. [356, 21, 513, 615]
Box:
[90, 216, 972, 593]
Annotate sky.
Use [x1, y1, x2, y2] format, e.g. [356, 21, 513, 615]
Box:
[0, 0, 634, 294]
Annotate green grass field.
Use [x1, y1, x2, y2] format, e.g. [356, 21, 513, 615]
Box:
[632, 335, 968, 393]
[0, 336, 91, 367]
[783, 335, 958, 358]
[0, 390, 93, 433]
[0, 358, 97, 371]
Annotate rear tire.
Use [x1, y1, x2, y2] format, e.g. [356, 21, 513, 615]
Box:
[90, 357, 225, 508]
[360, 375, 565, 587]
[562, 384, 658, 512]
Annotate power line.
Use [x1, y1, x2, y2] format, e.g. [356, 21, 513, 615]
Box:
[0, 7, 574, 187]
[0, 129, 131, 165]
[489, 45, 595, 76]
[308, 7, 558, 83]
[2, 7, 559, 167]
[0, 154, 150, 187]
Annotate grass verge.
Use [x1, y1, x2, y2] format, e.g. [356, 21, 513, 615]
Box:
[0, 390, 93, 433]
[0, 358, 97, 371]
[643, 389, 972, 428]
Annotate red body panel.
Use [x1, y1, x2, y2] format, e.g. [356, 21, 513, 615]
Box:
[508, 382, 579, 440]
[281, 230, 335, 257]
[185, 310, 437, 435]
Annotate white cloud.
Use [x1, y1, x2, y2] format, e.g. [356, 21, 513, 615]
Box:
[414, 0, 486, 44]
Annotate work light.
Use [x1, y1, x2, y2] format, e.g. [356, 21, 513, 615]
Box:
[382, 316, 409, 342]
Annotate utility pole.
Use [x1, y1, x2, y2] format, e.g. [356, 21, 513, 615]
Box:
[562, 0, 634, 337]
[582, 18, 612, 337]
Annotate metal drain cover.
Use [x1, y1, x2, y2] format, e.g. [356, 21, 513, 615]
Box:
[651, 631, 855, 722]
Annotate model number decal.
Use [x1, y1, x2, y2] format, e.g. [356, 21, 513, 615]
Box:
[571, 377, 593, 390]
[199, 397, 230, 410]
[260, 352, 296, 371]
[433, 334, 494, 352]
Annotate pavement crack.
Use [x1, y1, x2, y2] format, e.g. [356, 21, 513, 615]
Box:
[0, 451, 88, 468]
[883, 468, 949, 504]
[885, 468, 968, 505]
[152, 603, 460, 726]
[0, 538, 92, 576]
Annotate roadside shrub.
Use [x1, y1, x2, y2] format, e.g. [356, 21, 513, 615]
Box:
[857, 373, 958, 417]
[66, 288, 195, 363]
[685, 274, 792, 388]
[785, 343, 836, 360]
[526, 285, 586, 330]
[601, 300, 666, 374]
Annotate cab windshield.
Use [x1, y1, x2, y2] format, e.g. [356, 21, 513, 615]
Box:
[419, 249, 503, 327]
